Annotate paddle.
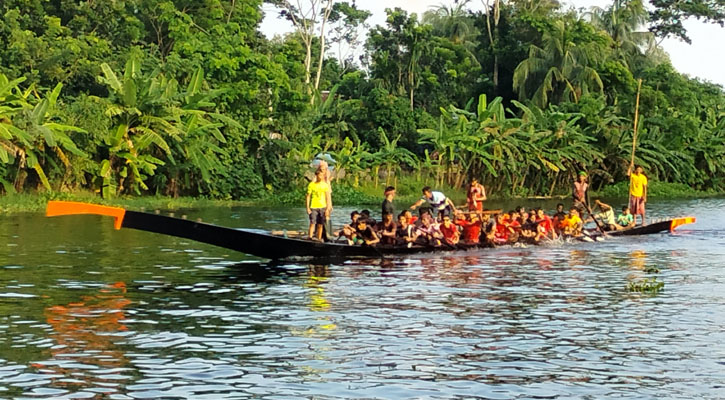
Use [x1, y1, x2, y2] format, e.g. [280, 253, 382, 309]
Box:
[631, 78, 643, 168]
[457, 209, 502, 215]
[362, 241, 386, 261]
[583, 201, 608, 237]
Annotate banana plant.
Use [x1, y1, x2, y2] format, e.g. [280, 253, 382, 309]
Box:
[370, 128, 417, 186]
[0, 73, 86, 191]
[0, 74, 28, 191]
[97, 57, 230, 197]
[329, 137, 371, 187]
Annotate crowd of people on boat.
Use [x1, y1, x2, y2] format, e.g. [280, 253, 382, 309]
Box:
[304, 158, 648, 248]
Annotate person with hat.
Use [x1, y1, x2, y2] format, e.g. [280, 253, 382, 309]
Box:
[572, 171, 589, 211]
[467, 178, 487, 212]
[381, 186, 396, 219]
[306, 169, 332, 241]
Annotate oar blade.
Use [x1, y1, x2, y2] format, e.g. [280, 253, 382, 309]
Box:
[670, 216, 696, 232]
[46, 200, 126, 230]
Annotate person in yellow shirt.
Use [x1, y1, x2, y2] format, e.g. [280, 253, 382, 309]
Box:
[306, 170, 332, 241]
[561, 207, 583, 236]
[628, 164, 648, 226]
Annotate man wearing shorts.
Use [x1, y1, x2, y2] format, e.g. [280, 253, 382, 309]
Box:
[306, 170, 332, 240]
[628, 164, 648, 226]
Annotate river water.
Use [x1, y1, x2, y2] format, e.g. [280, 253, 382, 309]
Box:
[0, 198, 723, 399]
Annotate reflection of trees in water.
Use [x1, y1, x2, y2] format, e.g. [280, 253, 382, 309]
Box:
[33, 282, 132, 393]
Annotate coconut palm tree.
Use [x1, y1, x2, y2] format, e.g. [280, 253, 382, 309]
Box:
[423, 0, 476, 45]
[588, 0, 654, 71]
[513, 19, 605, 108]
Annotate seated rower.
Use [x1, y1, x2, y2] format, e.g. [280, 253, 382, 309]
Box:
[589, 200, 619, 231]
[376, 212, 398, 245]
[338, 211, 361, 244]
[535, 208, 557, 240]
[456, 212, 482, 245]
[396, 212, 418, 246]
[481, 214, 497, 246]
[552, 203, 567, 236]
[439, 215, 460, 246]
[508, 211, 522, 240]
[360, 209, 376, 226]
[617, 206, 635, 229]
[415, 211, 444, 246]
[404, 210, 418, 225]
[561, 207, 583, 236]
[493, 214, 516, 245]
[516, 206, 529, 223]
[355, 219, 380, 246]
[520, 213, 541, 243]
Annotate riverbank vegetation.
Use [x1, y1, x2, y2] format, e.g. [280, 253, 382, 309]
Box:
[1, 0, 724, 203]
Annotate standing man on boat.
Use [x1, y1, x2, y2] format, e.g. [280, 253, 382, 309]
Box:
[628, 164, 648, 226]
[410, 186, 457, 221]
[306, 169, 332, 241]
[467, 178, 487, 212]
[572, 171, 589, 211]
[382, 186, 396, 218]
[316, 158, 334, 241]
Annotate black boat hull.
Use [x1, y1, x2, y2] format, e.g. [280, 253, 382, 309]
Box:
[46, 201, 696, 260]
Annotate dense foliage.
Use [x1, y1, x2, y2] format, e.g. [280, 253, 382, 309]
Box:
[0, 0, 724, 199]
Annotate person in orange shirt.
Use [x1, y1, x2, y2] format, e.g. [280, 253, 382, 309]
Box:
[561, 207, 583, 236]
[466, 178, 487, 212]
[628, 164, 648, 226]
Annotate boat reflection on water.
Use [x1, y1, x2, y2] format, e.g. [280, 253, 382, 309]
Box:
[32, 282, 133, 394]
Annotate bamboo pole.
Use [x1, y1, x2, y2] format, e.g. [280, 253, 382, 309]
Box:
[631, 78, 643, 168]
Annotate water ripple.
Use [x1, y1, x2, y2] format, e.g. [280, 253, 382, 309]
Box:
[0, 200, 724, 398]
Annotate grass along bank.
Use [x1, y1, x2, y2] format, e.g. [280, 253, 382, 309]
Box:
[0, 192, 252, 214]
[0, 180, 719, 215]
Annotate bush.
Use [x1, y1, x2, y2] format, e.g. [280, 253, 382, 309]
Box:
[592, 180, 716, 199]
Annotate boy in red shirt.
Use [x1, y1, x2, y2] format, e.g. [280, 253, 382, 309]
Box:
[494, 214, 515, 245]
[439, 215, 460, 245]
[455, 212, 482, 244]
[535, 208, 557, 240]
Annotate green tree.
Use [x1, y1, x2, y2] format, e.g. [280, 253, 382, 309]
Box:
[513, 18, 606, 107]
[589, 0, 656, 71]
[96, 56, 229, 198]
[648, 0, 725, 43]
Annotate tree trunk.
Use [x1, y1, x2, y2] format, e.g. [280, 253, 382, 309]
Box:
[313, 0, 334, 97]
[484, 0, 501, 94]
[304, 40, 312, 94]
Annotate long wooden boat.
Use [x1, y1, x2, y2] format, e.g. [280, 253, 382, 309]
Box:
[46, 201, 695, 260]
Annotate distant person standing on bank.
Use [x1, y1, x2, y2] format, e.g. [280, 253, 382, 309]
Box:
[628, 164, 648, 226]
[381, 186, 396, 218]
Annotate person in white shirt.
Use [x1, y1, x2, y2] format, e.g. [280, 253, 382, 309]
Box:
[409, 186, 457, 221]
